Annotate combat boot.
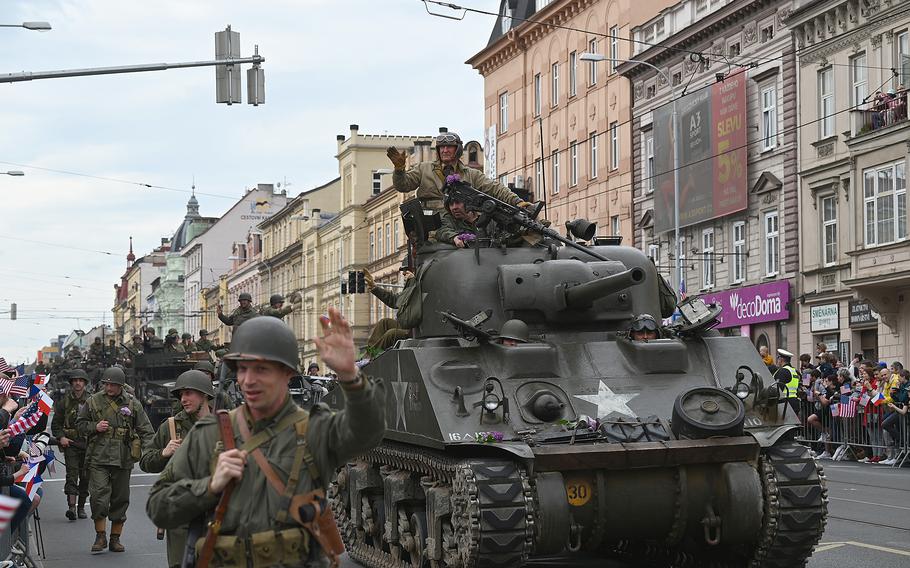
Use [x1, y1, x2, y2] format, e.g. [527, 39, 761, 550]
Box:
[65, 495, 77, 521]
[109, 521, 125, 552]
[91, 518, 107, 553]
[77, 496, 88, 519]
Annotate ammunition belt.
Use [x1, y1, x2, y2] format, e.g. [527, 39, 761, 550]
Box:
[195, 527, 309, 568]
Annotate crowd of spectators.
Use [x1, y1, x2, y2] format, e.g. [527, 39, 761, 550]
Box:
[869, 85, 908, 130]
[763, 345, 910, 465]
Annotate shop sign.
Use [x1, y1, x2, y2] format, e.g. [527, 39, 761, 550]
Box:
[848, 300, 878, 327]
[699, 281, 790, 329]
[810, 303, 840, 332]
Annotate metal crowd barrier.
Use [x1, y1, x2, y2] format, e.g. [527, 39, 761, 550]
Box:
[794, 398, 909, 467]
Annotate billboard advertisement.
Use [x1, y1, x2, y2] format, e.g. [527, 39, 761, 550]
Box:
[699, 281, 790, 329]
[652, 72, 748, 233]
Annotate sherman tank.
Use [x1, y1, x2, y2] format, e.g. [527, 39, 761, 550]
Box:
[326, 184, 827, 568]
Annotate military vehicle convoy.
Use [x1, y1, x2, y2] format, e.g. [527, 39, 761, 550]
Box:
[325, 184, 827, 568]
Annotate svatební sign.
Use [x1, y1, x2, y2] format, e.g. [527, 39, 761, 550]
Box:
[700, 281, 790, 329]
[810, 303, 840, 332]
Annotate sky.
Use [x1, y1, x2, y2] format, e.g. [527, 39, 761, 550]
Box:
[0, 0, 499, 363]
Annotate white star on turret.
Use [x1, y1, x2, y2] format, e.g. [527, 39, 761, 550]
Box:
[574, 381, 638, 419]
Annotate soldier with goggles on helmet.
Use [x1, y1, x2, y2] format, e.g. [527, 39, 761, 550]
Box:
[628, 314, 662, 341]
[387, 131, 532, 213]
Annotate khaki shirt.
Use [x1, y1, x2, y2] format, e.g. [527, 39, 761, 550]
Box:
[76, 391, 155, 468]
[139, 410, 201, 474]
[146, 375, 386, 542]
[392, 160, 521, 210]
[217, 306, 259, 330]
[51, 390, 89, 443]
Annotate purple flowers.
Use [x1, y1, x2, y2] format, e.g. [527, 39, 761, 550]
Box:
[456, 232, 476, 243]
[119, 406, 132, 417]
[445, 173, 462, 185]
[479, 431, 505, 444]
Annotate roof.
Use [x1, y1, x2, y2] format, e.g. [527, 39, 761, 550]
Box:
[485, 1, 537, 47]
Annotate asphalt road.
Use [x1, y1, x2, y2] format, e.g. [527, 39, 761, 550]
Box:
[23, 460, 910, 568]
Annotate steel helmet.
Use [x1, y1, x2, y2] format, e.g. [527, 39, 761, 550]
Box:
[269, 294, 285, 305]
[498, 319, 529, 343]
[170, 370, 215, 398]
[193, 361, 216, 375]
[182, 333, 192, 340]
[223, 316, 299, 372]
[168, 328, 179, 336]
[435, 131, 464, 159]
[199, 329, 209, 336]
[630, 314, 659, 332]
[100, 366, 126, 386]
[68, 369, 89, 383]
[238, 292, 253, 302]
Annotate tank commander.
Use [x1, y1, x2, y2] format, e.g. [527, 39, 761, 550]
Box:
[387, 131, 530, 213]
[629, 314, 661, 341]
[146, 310, 386, 568]
[495, 320, 530, 346]
[217, 292, 259, 332]
[261, 293, 295, 319]
[363, 262, 419, 351]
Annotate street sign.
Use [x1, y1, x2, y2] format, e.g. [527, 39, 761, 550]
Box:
[215, 26, 242, 104]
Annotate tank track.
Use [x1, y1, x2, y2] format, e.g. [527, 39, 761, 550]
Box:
[330, 441, 534, 568]
[748, 441, 828, 568]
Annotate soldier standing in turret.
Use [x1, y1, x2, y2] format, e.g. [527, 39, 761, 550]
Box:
[260, 293, 295, 319]
[51, 368, 91, 521]
[77, 367, 155, 554]
[140, 370, 214, 568]
[217, 292, 259, 331]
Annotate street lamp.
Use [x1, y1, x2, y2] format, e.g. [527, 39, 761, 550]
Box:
[2, 171, 25, 176]
[580, 52, 683, 299]
[0, 21, 52, 31]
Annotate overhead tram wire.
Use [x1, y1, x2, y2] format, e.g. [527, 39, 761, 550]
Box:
[421, 0, 910, 73]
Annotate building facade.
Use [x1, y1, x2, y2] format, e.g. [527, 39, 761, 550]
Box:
[621, 0, 800, 354]
[788, 0, 910, 362]
[468, 0, 678, 242]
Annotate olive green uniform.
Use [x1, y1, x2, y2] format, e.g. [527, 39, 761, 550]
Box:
[147, 375, 386, 567]
[171, 390, 233, 415]
[76, 390, 155, 522]
[393, 160, 521, 211]
[182, 341, 197, 352]
[140, 410, 203, 568]
[51, 390, 90, 502]
[195, 339, 216, 352]
[165, 343, 186, 354]
[435, 211, 483, 245]
[260, 305, 294, 319]
[217, 306, 259, 331]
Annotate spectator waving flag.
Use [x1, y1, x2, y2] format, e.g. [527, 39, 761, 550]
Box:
[0, 374, 30, 398]
[33, 373, 47, 389]
[0, 357, 15, 376]
[28, 385, 54, 415]
[872, 391, 887, 406]
[0, 494, 21, 535]
[16, 462, 42, 500]
[7, 402, 43, 436]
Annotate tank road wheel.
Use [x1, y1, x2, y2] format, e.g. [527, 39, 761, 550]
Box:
[748, 442, 828, 568]
[401, 510, 429, 568]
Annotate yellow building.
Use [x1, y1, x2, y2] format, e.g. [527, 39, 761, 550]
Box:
[200, 276, 228, 348]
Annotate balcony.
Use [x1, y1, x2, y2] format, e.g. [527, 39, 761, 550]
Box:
[850, 104, 908, 138]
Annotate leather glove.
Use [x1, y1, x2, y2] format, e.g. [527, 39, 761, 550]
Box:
[362, 268, 375, 290]
[387, 147, 408, 170]
[517, 201, 533, 208]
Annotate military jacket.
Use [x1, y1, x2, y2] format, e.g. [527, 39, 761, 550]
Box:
[195, 339, 215, 352]
[182, 341, 197, 352]
[139, 410, 201, 474]
[51, 390, 90, 443]
[171, 391, 233, 415]
[260, 305, 294, 319]
[76, 390, 155, 468]
[392, 161, 521, 210]
[165, 343, 186, 354]
[147, 375, 386, 541]
[218, 306, 259, 330]
[436, 211, 484, 245]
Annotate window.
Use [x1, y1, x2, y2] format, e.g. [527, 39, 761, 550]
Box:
[589, 39, 598, 85]
[499, 92, 509, 133]
[551, 62, 559, 106]
[732, 221, 745, 283]
[761, 86, 777, 151]
[702, 228, 715, 289]
[385, 223, 391, 258]
[695, 0, 708, 16]
[728, 41, 741, 57]
[610, 122, 619, 170]
[648, 243, 660, 265]
[534, 73, 542, 116]
[764, 212, 779, 276]
[822, 195, 838, 266]
[760, 23, 774, 43]
[672, 72, 682, 86]
[864, 161, 907, 246]
[570, 142, 578, 186]
[393, 222, 399, 251]
[898, 31, 910, 86]
[818, 68, 835, 138]
[372, 171, 382, 195]
[535, 159, 543, 194]
[590, 132, 598, 179]
[851, 53, 867, 106]
[609, 26, 618, 72]
[500, 1, 514, 34]
[551, 150, 560, 195]
[369, 231, 374, 262]
[377, 226, 383, 257]
[569, 51, 577, 97]
[645, 135, 655, 192]
[499, 174, 508, 187]
[611, 215, 620, 235]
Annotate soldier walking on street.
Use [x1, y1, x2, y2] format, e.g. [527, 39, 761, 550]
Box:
[217, 291, 259, 331]
[260, 293, 295, 319]
[147, 309, 386, 567]
[140, 370, 213, 568]
[77, 366, 155, 554]
[193, 360, 234, 411]
[51, 368, 91, 521]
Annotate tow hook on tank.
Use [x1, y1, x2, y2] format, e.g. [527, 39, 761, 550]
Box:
[701, 504, 722, 546]
[567, 523, 583, 552]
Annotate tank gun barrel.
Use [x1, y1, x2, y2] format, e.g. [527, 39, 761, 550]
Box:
[564, 267, 646, 309]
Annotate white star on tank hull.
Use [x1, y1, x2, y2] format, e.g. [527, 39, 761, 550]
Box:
[574, 380, 639, 419]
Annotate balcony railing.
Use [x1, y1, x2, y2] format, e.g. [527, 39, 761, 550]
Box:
[851, 102, 908, 137]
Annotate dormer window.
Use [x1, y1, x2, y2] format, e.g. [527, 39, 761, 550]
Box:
[500, 2, 515, 34]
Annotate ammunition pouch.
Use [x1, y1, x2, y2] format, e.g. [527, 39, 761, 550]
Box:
[63, 428, 79, 439]
[130, 433, 142, 461]
[195, 528, 309, 568]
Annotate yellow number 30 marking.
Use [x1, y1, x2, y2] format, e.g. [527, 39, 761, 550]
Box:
[565, 478, 592, 507]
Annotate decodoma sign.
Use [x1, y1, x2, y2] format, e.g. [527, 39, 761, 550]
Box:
[699, 281, 790, 329]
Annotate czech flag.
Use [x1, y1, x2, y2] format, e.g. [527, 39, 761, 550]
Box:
[33, 374, 47, 389]
[872, 391, 887, 406]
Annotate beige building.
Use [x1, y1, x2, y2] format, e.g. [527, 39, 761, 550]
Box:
[200, 276, 228, 347]
[467, 0, 676, 242]
[112, 239, 167, 342]
[789, 0, 910, 362]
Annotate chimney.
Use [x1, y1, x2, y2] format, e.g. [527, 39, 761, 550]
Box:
[438, 127, 448, 133]
[257, 183, 275, 192]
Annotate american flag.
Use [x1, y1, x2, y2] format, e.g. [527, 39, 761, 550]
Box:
[840, 396, 858, 418]
[0, 494, 21, 535]
[0, 374, 30, 398]
[0, 357, 14, 376]
[7, 402, 44, 436]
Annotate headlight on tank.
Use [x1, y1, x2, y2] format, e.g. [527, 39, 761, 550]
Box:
[733, 382, 751, 400]
[483, 392, 502, 412]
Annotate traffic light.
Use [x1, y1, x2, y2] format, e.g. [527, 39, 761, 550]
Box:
[340, 281, 348, 295]
[356, 271, 366, 294]
[9, 303, 15, 320]
[347, 271, 357, 295]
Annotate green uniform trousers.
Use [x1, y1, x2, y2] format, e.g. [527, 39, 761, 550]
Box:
[88, 465, 132, 522]
[63, 447, 89, 499]
[366, 317, 411, 351]
[166, 526, 187, 568]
